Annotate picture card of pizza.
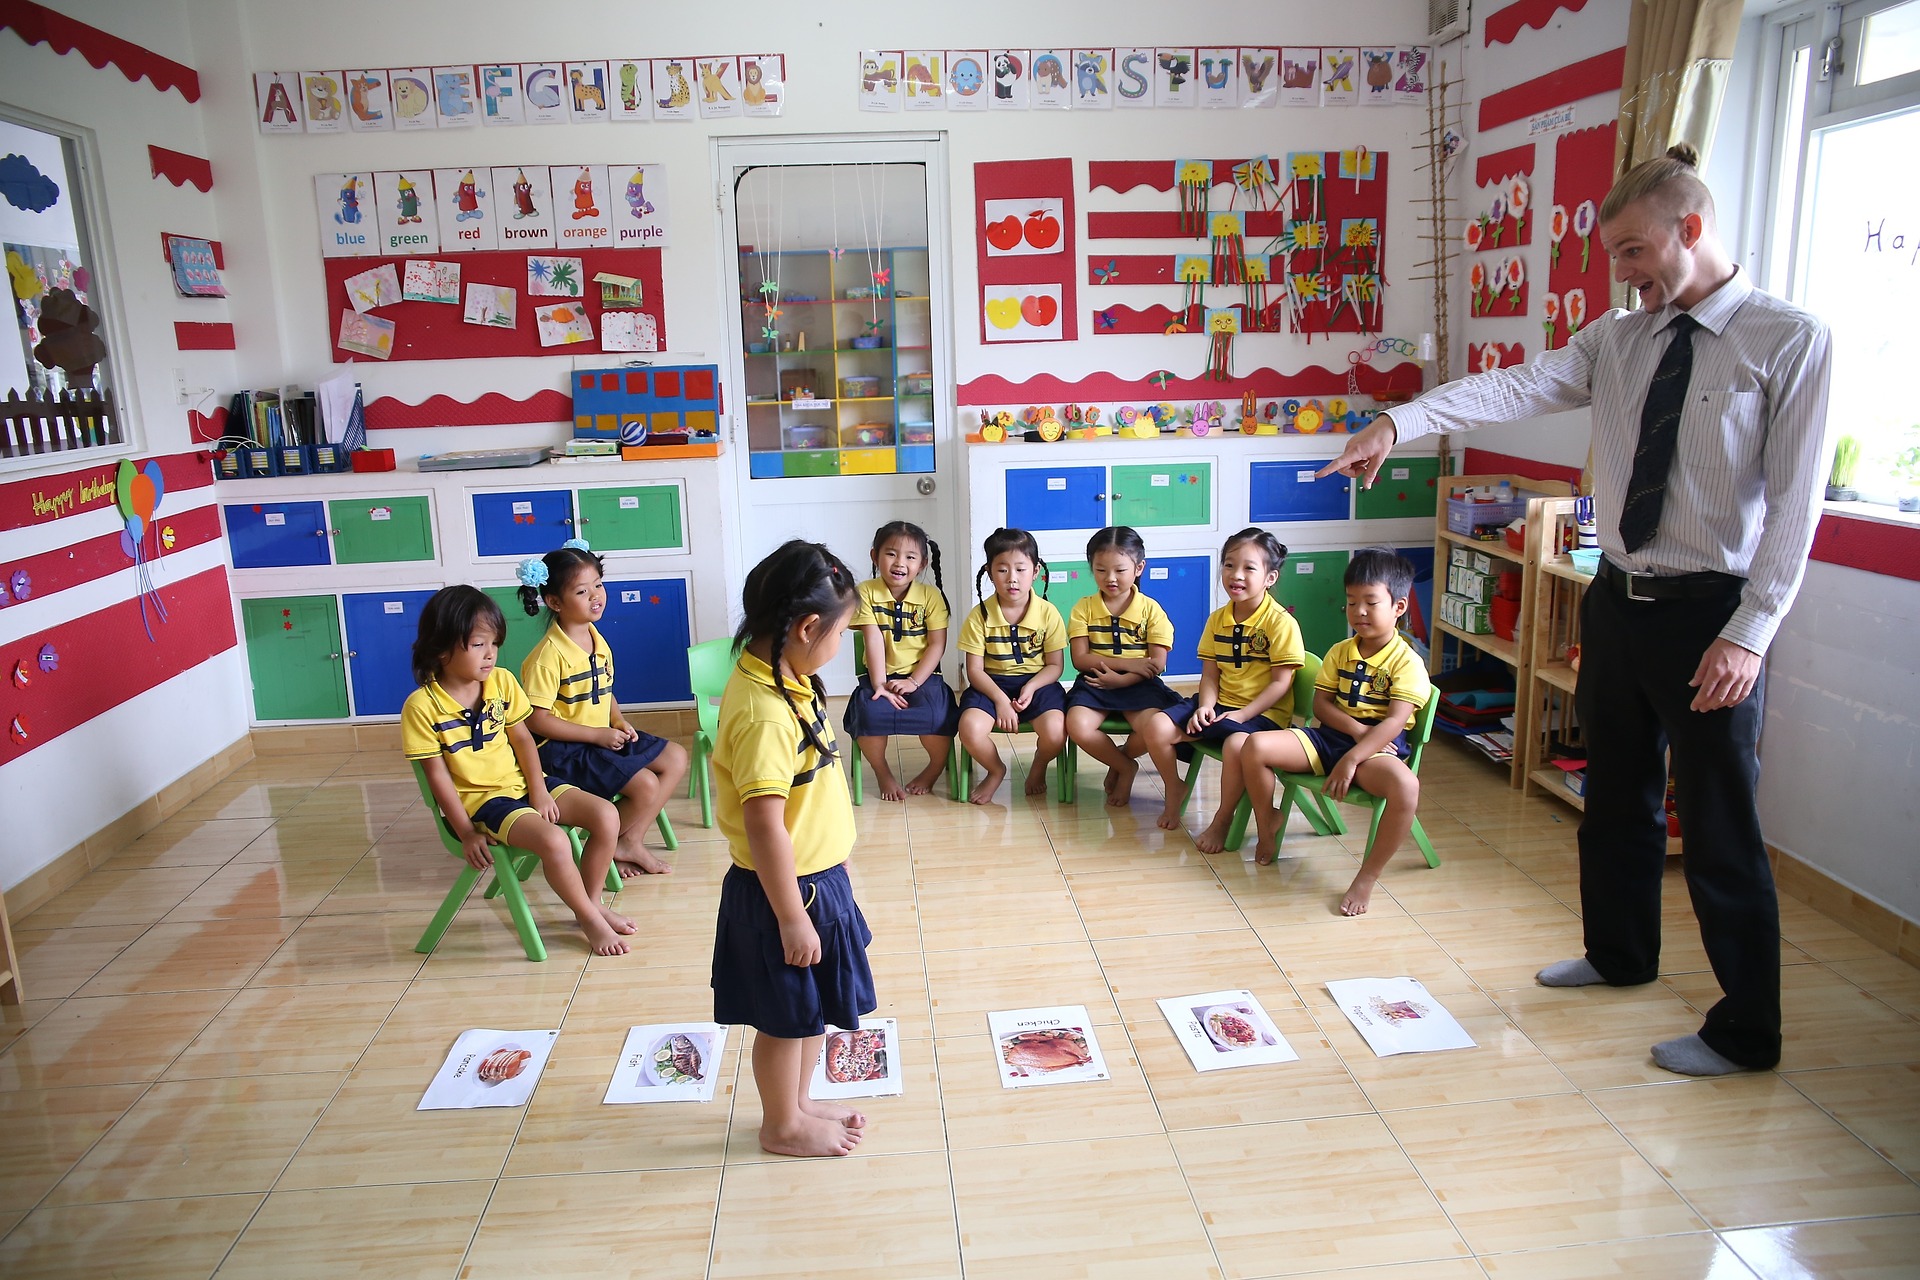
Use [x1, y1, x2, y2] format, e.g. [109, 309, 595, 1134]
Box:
[1325, 977, 1476, 1057]
[809, 1018, 904, 1100]
[603, 1023, 730, 1104]
[987, 1005, 1111, 1089]
[418, 1028, 558, 1110]
[1157, 989, 1299, 1073]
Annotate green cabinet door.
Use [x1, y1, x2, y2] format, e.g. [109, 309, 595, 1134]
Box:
[576, 484, 684, 552]
[484, 586, 545, 685]
[1110, 462, 1211, 527]
[1271, 550, 1350, 659]
[328, 495, 435, 563]
[1355, 456, 1442, 521]
[242, 595, 349, 721]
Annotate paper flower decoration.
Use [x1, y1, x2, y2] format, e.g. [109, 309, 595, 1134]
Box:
[1464, 219, 1484, 252]
[1574, 200, 1598, 271]
[1289, 152, 1324, 179]
[1285, 220, 1326, 250]
[1289, 272, 1328, 302]
[1566, 288, 1588, 333]
[1543, 293, 1562, 350]
[1488, 194, 1507, 245]
[1468, 261, 1487, 315]
[1232, 155, 1274, 192]
[1505, 256, 1526, 310]
[1507, 175, 1530, 236]
[1479, 344, 1500, 373]
[1343, 220, 1378, 248]
[1549, 205, 1569, 267]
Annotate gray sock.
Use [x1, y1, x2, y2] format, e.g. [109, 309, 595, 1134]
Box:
[1536, 957, 1605, 987]
[1652, 1034, 1748, 1076]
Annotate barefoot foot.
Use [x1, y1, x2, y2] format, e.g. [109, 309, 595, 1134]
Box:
[759, 1114, 862, 1157]
[800, 1096, 869, 1128]
[615, 843, 673, 876]
[1339, 875, 1378, 916]
[1023, 764, 1050, 796]
[1157, 783, 1188, 831]
[580, 915, 632, 956]
[970, 764, 1006, 805]
[597, 904, 637, 935]
[1252, 833, 1278, 866]
[1194, 818, 1231, 854]
[1105, 756, 1138, 807]
[876, 775, 906, 802]
[904, 765, 943, 795]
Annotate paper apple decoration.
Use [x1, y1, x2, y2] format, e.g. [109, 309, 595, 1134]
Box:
[985, 216, 1023, 252]
[1020, 293, 1058, 327]
[1023, 208, 1061, 250]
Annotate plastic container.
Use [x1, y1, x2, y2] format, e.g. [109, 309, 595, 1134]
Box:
[899, 373, 934, 395]
[350, 448, 397, 472]
[899, 421, 935, 445]
[1568, 548, 1602, 576]
[839, 375, 881, 399]
[782, 425, 834, 450]
[1445, 489, 1536, 538]
[851, 335, 885, 349]
[1490, 594, 1521, 640]
[841, 422, 894, 448]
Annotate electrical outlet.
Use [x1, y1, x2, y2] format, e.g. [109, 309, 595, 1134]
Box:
[172, 368, 189, 405]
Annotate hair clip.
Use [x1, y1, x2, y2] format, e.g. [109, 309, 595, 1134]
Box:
[562, 537, 591, 552]
[517, 557, 549, 588]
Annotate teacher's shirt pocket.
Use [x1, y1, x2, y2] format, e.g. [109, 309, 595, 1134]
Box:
[1679, 389, 1766, 472]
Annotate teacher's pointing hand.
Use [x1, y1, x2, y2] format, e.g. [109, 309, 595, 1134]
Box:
[1315, 415, 1398, 490]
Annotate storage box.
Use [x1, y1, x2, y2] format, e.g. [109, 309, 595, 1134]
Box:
[212, 450, 244, 481]
[1446, 563, 1498, 604]
[236, 446, 277, 478]
[1448, 544, 1496, 575]
[309, 443, 353, 473]
[899, 373, 934, 395]
[782, 425, 834, 450]
[349, 448, 397, 472]
[779, 369, 820, 400]
[1445, 489, 1541, 539]
[1440, 591, 1493, 634]
[899, 421, 934, 445]
[839, 375, 881, 399]
[272, 445, 311, 476]
[840, 422, 894, 448]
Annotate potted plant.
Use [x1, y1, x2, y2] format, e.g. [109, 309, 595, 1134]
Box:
[1895, 432, 1920, 512]
[1827, 434, 1862, 502]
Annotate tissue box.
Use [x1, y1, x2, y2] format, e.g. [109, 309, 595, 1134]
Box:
[1446, 564, 1498, 605]
[1440, 592, 1493, 634]
[1448, 544, 1496, 576]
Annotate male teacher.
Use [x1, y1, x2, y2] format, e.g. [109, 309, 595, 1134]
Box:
[1321, 144, 1832, 1075]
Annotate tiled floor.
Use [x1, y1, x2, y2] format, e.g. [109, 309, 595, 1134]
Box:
[3, 728, 1918, 1278]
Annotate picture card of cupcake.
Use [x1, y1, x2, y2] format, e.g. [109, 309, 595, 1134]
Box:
[810, 1018, 904, 1100]
[1157, 989, 1298, 1073]
[604, 1023, 730, 1104]
[418, 1028, 558, 1110]
[987, 1005, 1110, 1089]
[1325, 977, 1476, 1057]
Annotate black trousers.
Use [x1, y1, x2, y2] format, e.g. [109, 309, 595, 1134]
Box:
[1574, 573, 1781, 1068]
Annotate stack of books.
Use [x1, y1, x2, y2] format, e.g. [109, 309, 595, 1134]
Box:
[548, 439, 620, 464]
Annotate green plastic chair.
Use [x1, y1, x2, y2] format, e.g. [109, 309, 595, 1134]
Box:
[1053, 648, 1135, 805]
[1270, 693, 1443, 867]
[684, 637, 735, 828]
[846, 642, 969, 804]
[1172, 651, 1338, 850]
[410, 758, 616, 963]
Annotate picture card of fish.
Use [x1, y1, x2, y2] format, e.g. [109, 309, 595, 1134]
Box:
[1157, 989, 1299, 1073]
[1325, 977, 1476, 1057]
[527, 254, 584, 297]
[987, 1005, 1111, 1089]
[810, 1018, 905, 1100]
[418, 1028, 559, 1110]
[604, 1023, 730, 1103]
[533, 300, 593, 347]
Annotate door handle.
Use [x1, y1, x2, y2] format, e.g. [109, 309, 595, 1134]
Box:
[327, 652, 341, 661]
[346, 650, 358, 659]
[1110, 493, 1123, 501]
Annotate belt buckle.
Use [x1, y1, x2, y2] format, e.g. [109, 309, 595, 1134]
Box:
[1624, 571, 1656, 603]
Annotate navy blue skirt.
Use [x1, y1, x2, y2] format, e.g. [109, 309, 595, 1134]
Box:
[712, 863, 876, 1039]
[958, 672, 1067, 723]
[1066, 675, 1181, 714]
[1163, 696, 1289, 742]
[536, 732, 669, 801]
[843, 675, 959, 738]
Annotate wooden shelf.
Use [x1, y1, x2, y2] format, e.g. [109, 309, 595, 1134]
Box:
[0, 886, 19, 1005]
[1436, 618, 1518, 667]
[1536, 660, 1578, 693]
[1541, 557, 1596, 586]
[1438, 526, 1525, 564]
[1528, 767, 1587, 811]
[1521, 496, 1589, 812]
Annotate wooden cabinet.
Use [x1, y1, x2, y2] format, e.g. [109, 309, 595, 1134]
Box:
[1522, 496, 1592, 811]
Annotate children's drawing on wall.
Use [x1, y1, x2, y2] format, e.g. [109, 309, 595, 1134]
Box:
[533, 301, 593, 347]
[1114, 47, 1153, 108]
[527, 255, 583, 297]
[402, 260, 461, 305]
[337, 309, 395, 359]
[697, 56, 742, 119]
[610, 58, 650, 121]
[947, 50, 989, 111]
[989, 50, 1028, 108]
[857, 50, 902, 111]
[565, 61, 610, 123]
[650, 58, 694, 121]
[1196, 47, 1239, 108]
[1071, 49, 1113, 109]
[1031, 50, 1072, 109]
[1321, 47, 1359, 107]
[343, 263, 401, 312]
[983, 284, 1062, 342]
[345, 70, 392, 131]
[462, 282, 516, 328]
[522, 62, 569, 124]
[601, 311, 659, 352]
[1280, 47, 1320, 108]
[1240, 47, 1279, 108]
[1154, 47, 1196, 106]
[742, 54, 786, 118]
[1360, 47, 1396, 107]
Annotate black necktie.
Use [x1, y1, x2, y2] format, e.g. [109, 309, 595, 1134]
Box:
[1619, 313, 1701, 553]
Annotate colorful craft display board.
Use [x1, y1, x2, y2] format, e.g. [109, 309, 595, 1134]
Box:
[320, 247, 664, 362]
[975, 158, 1077, 343]
[571, 364, 720, 442]
[256, 59, 784, 134]
[1545, 121, 1617, 350]
[316, 167, 667, 258]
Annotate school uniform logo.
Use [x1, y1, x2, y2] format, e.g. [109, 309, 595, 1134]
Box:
[436, 694, 507, 753]
[1088, 615, 1148, 656]
[874, 599, 928, 642]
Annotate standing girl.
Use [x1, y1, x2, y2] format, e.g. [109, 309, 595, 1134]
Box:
[1063, 526, 1180, 807]
[518, 542, 690, 877]
[955, 527, 1068, 805]
[402, 586, 631, 956]
[1139, 528, 1303, 849]
[844, 521, 958, 800]
[712, 540, 876, 1157]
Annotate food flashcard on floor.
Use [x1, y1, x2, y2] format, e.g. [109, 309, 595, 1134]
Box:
[418, 1028, 558, 1110]
[604, 1023, 729, 1104]
[1157, 989, 1299, 1072]
[810, 1018, 904, 1100]
[987, 1005, 1110, 1089]
[1325, 977, 1476, 1057]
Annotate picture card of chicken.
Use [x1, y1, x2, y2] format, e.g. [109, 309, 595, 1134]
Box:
[982, 198, 1065, 257]
[982, 285, 1063, 342]
[987, 1005, 1111, 1089]
[1325, 977, 1476, 1057]
[604, 1023, 730, 1104]
[418, 1028, 558, 1110]
[809, 1018, 905, 1100]
[1157, 989, 1299, 1073]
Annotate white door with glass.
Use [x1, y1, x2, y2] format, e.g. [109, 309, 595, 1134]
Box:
[715, 136, 960, 686]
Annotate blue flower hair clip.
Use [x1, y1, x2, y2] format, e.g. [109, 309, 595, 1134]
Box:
[517, 557, 548, 588]
[562, 537, 591, 552]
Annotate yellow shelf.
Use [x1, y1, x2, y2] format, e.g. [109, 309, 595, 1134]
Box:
[1436, 618, 1518, 667]
[1528, 767, 1587, 812]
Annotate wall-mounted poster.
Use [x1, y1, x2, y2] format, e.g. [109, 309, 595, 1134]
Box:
[374, 170, 439, 255]
[345, 69, 393, 131]
[695, 56, 743, 120]
[610, 164, 668, 248]
[492, 166, 556, 251]
[316, 172, 378, 257]
[988, 50, 1029, 108]
[550, 165, 613, 249]
[522, 62, 569, 124]
[433, 167, 497, 252]
[742, 53, 786, 117]
[651, 58, 696, 121]
[389, 68, 436, 132]
[477, 63, 523, 125]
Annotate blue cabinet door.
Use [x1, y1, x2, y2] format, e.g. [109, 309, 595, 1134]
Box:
[599, 577, 693, 704]
[1248, 460, 1352, 523]
[471, 489, 575, 558]
[1004, 465, 1107, 531]
[225, 501, 331, 569]
[1140, 554, 1211, 679]
[342, 589, 439, 716]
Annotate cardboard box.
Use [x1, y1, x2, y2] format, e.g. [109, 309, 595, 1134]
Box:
[1448, 544, 1496, 575]
[1440, 591, 1493, 634]
[1446, 563, 1498, 604]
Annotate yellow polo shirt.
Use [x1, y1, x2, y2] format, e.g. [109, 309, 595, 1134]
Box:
[401, 669, 533, 815]
[713, 651, 854, 876]
[956, 594, 1066, 677]
[849, 578, 949, 674]
[520, 621, 615, 733]
[1317, 631, 1432, 722]
[1197, 595, 1306, 707]
[1068, 589, 1174, 662]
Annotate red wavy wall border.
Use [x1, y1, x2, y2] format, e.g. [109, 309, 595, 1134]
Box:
[956, 363, 1423, 407]
[1479, 47, 1625, 132]
[149, 145, 212, 192]
[0, 0, 201, 102]
[1486, 0, 1593, 48]
[364, 390, 574, 430]
[1475, 144, 1536, 189]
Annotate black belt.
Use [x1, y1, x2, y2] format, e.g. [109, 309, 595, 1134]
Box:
[1597, 559, 1744, 601]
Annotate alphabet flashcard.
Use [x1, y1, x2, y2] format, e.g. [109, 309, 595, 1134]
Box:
[345, 70, 393, 131]
[521, 63, 569, 124]
[1197, 47, 1239, 108]
[299, 71, 347, 134]
[651, 59, 695, 121]
[902, 51, 944, 113]
[431, 65, 479, 128]
[566, 61, 611, 122]
[988, 50, 1028, 109]
[741, 54, 785, 117]
[315, 172, 378, 257]
[611, 58, 653, 121]
[254, 71, 303, 134]
[1114, 48, 1154, 109]
[478, 64, 523, 125]
[695, 56, 742, 119]
[946, 50, 989, 112]
[390, 68, 436, 131]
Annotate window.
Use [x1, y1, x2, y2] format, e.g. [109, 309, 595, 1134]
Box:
[0, 108, 124, 461]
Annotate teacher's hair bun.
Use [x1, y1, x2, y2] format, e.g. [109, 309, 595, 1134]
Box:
[1665, 142, 1701, 168]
